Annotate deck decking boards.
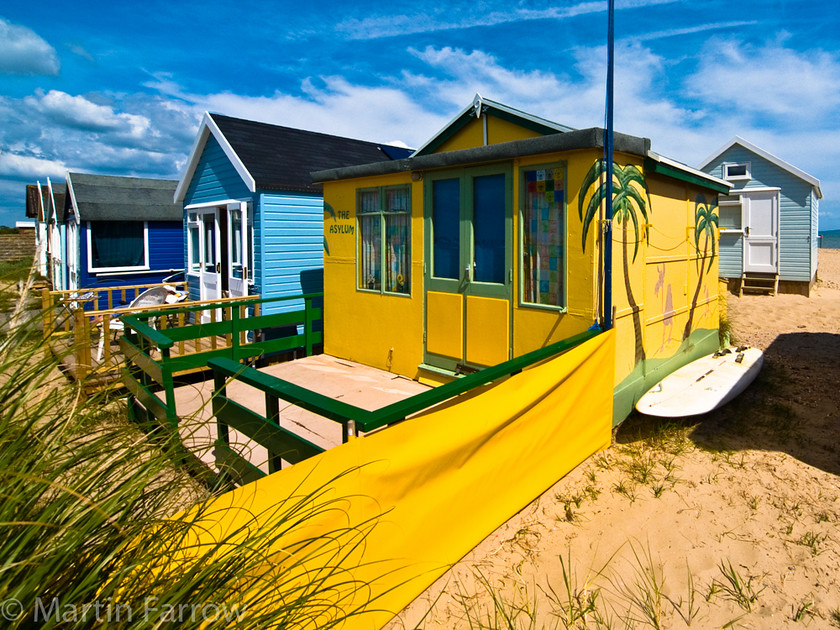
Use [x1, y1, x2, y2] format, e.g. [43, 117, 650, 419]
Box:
[163, 354, 431, 473]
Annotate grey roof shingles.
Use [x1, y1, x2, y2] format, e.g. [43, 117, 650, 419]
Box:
[68, 173, 180, 221]
[210, 113, 413, 194]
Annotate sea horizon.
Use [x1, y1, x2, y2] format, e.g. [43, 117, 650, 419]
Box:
[819, 229, 840, 249]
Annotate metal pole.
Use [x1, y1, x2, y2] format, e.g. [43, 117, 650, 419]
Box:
[603, 0, 615, 330]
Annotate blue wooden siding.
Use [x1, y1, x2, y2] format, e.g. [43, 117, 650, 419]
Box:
[79, 221, 185, 309]
[811, 190, 819, 279]
[182, 133, 252, 300]
[718, 233, 743, 277]
[256, 192, 324, 315]
[704, 146, 815, 282]
[183, 135, 251, 206]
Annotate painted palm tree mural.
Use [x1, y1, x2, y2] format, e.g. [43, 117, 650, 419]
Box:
[579, 159, 651, 364]
[683, 194, 719, 340]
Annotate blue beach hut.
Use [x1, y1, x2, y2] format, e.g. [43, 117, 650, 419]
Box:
[699, 137, 823, 295]
[63, 172, 184, 305]
[173, 112, 412, 314]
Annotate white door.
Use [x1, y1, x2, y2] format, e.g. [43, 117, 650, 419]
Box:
[226, 202, 249, 298]
[199, 211, 222, 321]
[66, 222, 79, 291]
[743, 191, 779, 273]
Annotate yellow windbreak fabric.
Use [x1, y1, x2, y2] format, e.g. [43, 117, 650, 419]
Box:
[165, 330, 615, 629]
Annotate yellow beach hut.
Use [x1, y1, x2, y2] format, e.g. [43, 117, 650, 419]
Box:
[314, 95, 731, 425]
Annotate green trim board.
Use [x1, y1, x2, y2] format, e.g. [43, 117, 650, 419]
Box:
[209, 327, 601, 438]
[612, 327, 720, 425]
[644, 157, 730, 194]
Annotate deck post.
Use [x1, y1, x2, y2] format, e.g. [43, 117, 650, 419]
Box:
[304, 295, 314, 356]
[41, 288, 53, 340]
[73, 308, 91, 381]
[160, 347, 177, 426]
[265, 393, 283, 473]
[231, 304, 241, 361]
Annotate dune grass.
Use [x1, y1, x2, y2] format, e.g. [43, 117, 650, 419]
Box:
[0, 284, 389, 627]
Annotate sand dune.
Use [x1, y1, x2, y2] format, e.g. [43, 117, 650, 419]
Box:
[395, 249, 840, 629]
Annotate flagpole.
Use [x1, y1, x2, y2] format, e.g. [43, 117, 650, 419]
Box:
[603, 0, 615, 330]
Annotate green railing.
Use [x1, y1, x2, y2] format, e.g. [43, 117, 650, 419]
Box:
[122, 293, 323, 427]
[209, 326, 602, 485]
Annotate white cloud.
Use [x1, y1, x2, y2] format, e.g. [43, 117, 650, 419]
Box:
[24, 90, 151, 138]
[0, 151, 65, 180]
[0, 18, 59, 76]
[691, 37, 840, 122]
[337, 0, 677, 39]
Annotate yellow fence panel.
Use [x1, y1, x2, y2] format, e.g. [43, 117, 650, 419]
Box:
[165, 330, 615, 628]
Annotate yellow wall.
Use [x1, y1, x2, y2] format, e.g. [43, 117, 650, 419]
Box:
[321, 125, 721, 424]
[321, 149, 604, 383]
[323, 173, 427, 378]
[435, 115, 545, 153]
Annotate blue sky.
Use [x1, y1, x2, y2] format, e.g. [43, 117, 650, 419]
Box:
[1, 0, 838, 228]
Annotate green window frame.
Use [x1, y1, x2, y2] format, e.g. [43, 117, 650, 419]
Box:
[519, 163, 567, 310]
[357, 185, 411, 295]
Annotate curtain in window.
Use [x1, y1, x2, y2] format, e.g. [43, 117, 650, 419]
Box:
[90, 222, 144, 269]
[522, 168, 564, 306]
[385, 187, 411, 294]
[359, 190, 381, 290]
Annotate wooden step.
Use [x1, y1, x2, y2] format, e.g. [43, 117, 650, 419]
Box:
[739, 272, 778, 296]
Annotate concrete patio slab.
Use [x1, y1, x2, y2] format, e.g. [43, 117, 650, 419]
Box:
[163, 354, 432, 474]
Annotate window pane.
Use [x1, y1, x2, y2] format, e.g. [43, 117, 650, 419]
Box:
[358, 190, 379, 214]
[522, 167, 565, 306]
[90, 221, 144, 268]
[432, 178, 460, 279]
[203, 216, 216, 272]
[725, 163, 748, 178]
[359, 214, 381, 290]
[386, 213, 410, 293]
[230, 209, 243, 279]
[719, 204, 742, 229]
[473, 174, 505, 284]
[189, 226, 200, 272]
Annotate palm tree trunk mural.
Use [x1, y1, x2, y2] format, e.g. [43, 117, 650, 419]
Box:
[683, 194, 719, 341]
[579, 159, 651, 366]
[621, 219, 645, 363]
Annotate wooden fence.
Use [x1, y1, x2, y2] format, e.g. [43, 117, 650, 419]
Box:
[208, 327, 602, 486]
[122, 293, 323, 427]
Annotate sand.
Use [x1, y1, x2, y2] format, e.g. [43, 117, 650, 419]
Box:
[394, 250, 840, 629]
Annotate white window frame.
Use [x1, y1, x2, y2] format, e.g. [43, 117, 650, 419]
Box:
[723, 162, 751, 181]
[86, 221, 150, 273]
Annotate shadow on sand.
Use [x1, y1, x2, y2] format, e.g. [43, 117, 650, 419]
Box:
[616, 331, 840, 477]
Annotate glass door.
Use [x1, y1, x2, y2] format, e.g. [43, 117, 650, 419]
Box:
[198, 210, 221, 322]
[424, 166, 512, 371]
[226, 202, 249, 298]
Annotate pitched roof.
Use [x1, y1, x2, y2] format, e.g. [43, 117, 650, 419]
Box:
[25, 184, 44, 219]
[698, 136, 822, 199]
[30, 180, 67, 223]
[66, 172, 180, 222]
[411, 93, 575, 157]
[314, 125, 731, 195]
[175, 112, 413, 202]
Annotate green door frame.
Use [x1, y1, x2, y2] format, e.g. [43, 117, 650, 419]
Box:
[423, 163, 513, 372]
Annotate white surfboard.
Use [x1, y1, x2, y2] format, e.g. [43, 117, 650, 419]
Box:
[635, 346, 764, 417]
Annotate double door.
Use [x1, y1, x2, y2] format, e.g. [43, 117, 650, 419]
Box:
[424, 166, 512, 371]
[190, 202, 250, 320]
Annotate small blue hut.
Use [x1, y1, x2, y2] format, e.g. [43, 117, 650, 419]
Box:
[174, 112, 412, 315]
[699, 136, 822, 295]
[63, 172, 183, 303]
